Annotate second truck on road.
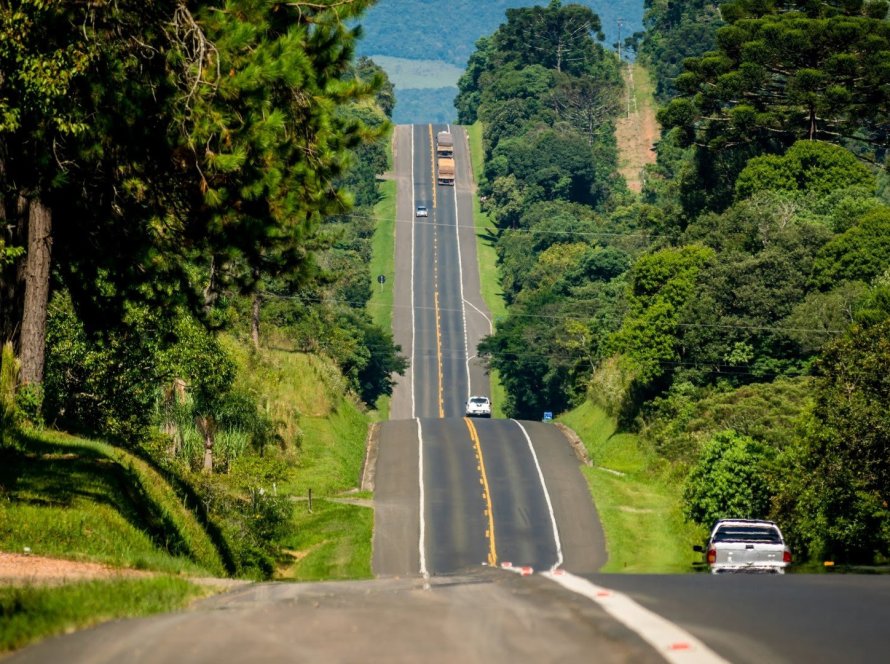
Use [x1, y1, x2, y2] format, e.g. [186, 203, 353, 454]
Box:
[436, 131, 455, 186]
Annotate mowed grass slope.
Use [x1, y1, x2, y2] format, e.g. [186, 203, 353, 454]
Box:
[560, 401, 704, 573]
[0, 430, 224, 576]
[223, 340, 374, 580]
[0, 429, 224, 654]
[367, 138, 397, 421]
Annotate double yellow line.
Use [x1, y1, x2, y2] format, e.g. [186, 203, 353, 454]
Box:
[464, 417, 497, 567]
[428, 124, 444, 418]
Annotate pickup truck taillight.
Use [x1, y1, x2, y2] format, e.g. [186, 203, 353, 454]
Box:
[707, 547, 717, 564]
[783, 550, 792, 564]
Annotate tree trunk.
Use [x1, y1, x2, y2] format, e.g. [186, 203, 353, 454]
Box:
[202, 432, 214, 472]
[19, 199, 52, 385]
[203, 255, 218, 314]
[197, 414, 216, 473]
[251, 292, 260, 350]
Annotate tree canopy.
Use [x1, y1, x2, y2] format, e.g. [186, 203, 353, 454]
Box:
[659, 2, 890, 161]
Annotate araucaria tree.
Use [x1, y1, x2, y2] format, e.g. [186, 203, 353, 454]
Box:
[658, 0, 890, 210]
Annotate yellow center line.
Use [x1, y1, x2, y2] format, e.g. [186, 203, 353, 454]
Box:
[435, 291, 444, 418]
[464, 417, 497, 566]
[428, 124, 445, 418]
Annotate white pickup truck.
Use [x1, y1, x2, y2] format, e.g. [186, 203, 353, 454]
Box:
[695, 519, 792, 574]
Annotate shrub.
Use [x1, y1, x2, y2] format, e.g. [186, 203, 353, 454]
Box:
[683, 430, 775, 526]
[0, 342, 17, 442]
[14, 384, 44, 429]
[193, 472, 294, 579]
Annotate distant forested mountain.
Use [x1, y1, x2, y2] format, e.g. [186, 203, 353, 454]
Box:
[357, 0, 642, 67]
[355, 0, 643, 123]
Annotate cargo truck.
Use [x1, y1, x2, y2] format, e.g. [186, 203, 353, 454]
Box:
[436, 131, 453, 157]
[437, 157, 455, 186]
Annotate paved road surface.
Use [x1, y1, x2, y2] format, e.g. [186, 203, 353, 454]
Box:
[6, 573, 663, 664]
[390, 124, 489, 420]
[12, 123, 890, 664]
[373, 418, 606, 578]
[593, 573, 890, 663]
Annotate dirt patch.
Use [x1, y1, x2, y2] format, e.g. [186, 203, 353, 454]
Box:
[0, 552, 153, 586]
[0, 552, 247, 590]
[615, 63, 660, 193]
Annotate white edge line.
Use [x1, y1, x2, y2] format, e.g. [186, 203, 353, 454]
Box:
[417, 417, 428, 580]
[410, 126, 416, 420]
[512, 419, 564, 572]
[542, 571, 729, 664]
[449, 123, 472, 400]
[463, 298, 493, 335]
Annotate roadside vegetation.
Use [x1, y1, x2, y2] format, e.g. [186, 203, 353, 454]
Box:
[277, 498, 374, 581]
[0, 578, 206, 653]
[0, 429, 224, 576]
[467, 121, 508, 418]
[463, 0, 890, 569]
[0, 2, 402, 648]
[367, 147, 398, 422]
[560, 402, 703, 573]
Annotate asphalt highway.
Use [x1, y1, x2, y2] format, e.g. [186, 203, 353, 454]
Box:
[390, 123, 490, 420]
[376, 124, 606, 579]
[11, 124, 890, 664]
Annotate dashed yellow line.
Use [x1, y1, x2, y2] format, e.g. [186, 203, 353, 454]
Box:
[465, 417, 497, 566]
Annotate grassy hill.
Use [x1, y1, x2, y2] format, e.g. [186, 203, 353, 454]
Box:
[0, 341, 377, 650]
[559, 401, 704, 573]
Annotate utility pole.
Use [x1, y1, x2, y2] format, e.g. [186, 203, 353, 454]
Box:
[616, 18, 631, 118]
[616, 17, 623, 63]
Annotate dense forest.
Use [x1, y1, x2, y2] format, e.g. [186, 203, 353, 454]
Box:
[464, 0, 890, 564]
[354, 0, 643, 123]
[0, 1, 402, 577]
[355, 0, 643, 67]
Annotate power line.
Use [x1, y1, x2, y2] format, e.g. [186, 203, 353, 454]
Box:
[336, 211, 669, 241]
[260, 290, 844, 336]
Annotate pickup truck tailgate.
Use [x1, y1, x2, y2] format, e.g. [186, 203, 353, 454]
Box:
[714, 542, 786, 566]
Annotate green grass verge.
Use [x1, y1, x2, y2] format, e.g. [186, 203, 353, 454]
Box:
[277, 498, 373, 581]
[367, 150, 397, 422]
[221, 341, 373, 578]
[466, 121, 508, 418]
[368, 179, 396, 333]
[559, 400, 704, 573]
[222, 343, 369, 498]
[0, 577, 206, 653]
[0, 430, 224, 576]
[286, 397, 369, 496]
